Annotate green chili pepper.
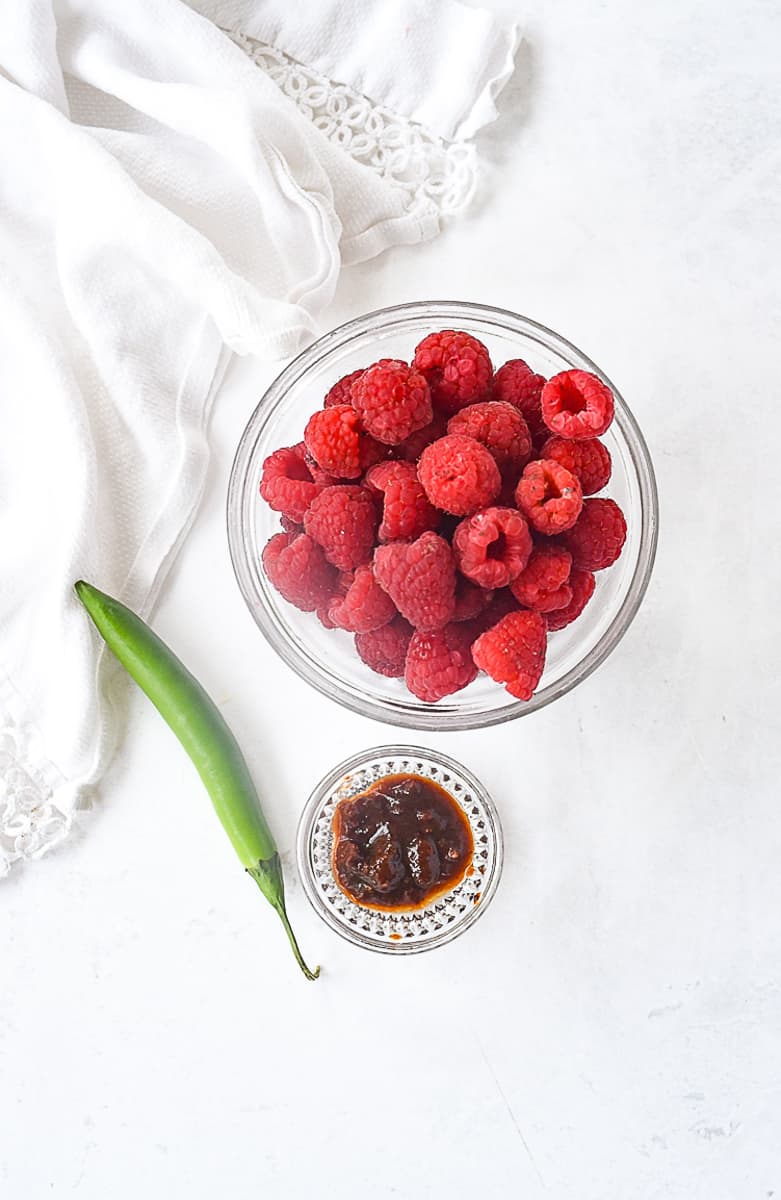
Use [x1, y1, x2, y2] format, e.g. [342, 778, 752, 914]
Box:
[74, 580, 319, 981]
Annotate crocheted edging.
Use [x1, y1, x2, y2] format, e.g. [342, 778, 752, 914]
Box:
[0, 707, 71, 877]
[227, 32, 479, 220]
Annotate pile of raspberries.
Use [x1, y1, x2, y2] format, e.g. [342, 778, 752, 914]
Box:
[259, 330, 626, 704]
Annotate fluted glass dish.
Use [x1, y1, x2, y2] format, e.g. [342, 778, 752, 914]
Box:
[296, 746, 503, 954]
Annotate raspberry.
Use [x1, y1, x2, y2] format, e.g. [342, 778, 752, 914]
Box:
[364, 460, 414, 492]
[452, 577, 494, 622]
[563, 498, 626, 570]
[413, 331, 492, 415]
[318, 568, 363, 627]
[355, 617, 413, 678]
[316, 570, 352, 629]
[515, 459, 583, 534]
[258, 331, 628, 706]
[541, 369, 614, 440]
[262, 532, 336, 612]
[404, 623, 478, 702]
[472, 610, 547, 700]
[259, 445, 322, 523]
[418, 434, 501, 516]
[304, 405, 383, 478]
[393, 414, 448, 463]
[476, 587, 523, 632]
[324, 368, 365, 407]
[297, 443, 338, 488]
[303, 485, 378, 570]
[510, 544, 573, 612]
[360, 439, 386, 473]
[374, 532, 456, 631]
[545, 568, 596, 630]
[328, 564, 397, 633]
[447, 401, 532, 474]
[453, 506, 532, 589]
[365, 461, 439, 542]
[350, 360, 432, 445]
[491, 359, 547, 440]
[539, 435, 612, 495]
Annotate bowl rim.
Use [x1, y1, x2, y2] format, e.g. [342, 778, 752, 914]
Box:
[227, 300, 659, 730]
[295, 743, 504, 955]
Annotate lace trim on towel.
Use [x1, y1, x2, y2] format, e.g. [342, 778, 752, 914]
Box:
[228, 32, 478, 219]
[0, 712, 70, 876]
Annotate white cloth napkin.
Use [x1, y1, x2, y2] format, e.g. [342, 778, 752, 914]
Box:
[0, 0, 520, 875]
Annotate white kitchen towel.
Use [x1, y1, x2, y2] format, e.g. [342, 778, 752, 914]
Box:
[0, 0, 520, 875]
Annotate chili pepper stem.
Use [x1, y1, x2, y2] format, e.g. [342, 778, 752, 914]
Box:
[247, 857, 320, 981]
[74, 579, 321, 982]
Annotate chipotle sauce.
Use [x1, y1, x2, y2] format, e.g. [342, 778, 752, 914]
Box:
[331, 773, 473, 911]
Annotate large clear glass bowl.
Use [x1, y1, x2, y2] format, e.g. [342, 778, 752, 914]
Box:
[227, 301, 658, 730]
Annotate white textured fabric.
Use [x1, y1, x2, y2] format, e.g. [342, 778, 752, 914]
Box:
[196, 0, 520, 140]
[0, 0, 520, 874]
[228, 34, 487, 226]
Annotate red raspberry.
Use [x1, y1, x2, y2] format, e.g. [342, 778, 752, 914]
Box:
[316, 571, 352, 629]
[393, 414, 448, 463]
[491, 359, 547, 440]
[304, 405, 383, 478]
[365, 461, 439, 542]
[374, 532, 456, 632]
[297, 443, 339, 488]
[350, 360, 432, 445]
[541, 369, 615, 440]
[279, 514, 303, 534]
[324, 368, 365, 407]
[476, 587, 523, 632]
[452, 577, 494, 622]
[306, 460, 340, 487]
[328, 564, 397, 633]
[259, 445, 322, 524]
[355, 617, 413, 678]
[563, 498, 626, 570]
[364, 460, 414, 491]
[303, 485, 378, 571]
[510, 544, 573, 612]
[360, 439, 386, 473]
[472, 610, 547, 700]
[453, 507, 532, 589]
[413, 331, 492, 415]
[418, 434, 501, 516]
[404, 623, 478, 702]
[546, 568, 596, 631]
[539, 435, 612, 495]
[447, 401, 532, 474]
[515, 459, 583, 534]
[262, 532, 336, 612]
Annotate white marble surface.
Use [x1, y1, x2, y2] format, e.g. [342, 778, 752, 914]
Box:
[3, 1, 781, 1195]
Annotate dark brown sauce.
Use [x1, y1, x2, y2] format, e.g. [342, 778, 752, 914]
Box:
[331, 773, 474, 911]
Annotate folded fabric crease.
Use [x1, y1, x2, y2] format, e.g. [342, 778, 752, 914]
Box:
[0, 0, 520, 875]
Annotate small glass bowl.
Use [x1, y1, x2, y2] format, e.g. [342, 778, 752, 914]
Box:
[227, 301, 658, 730]
[296, 746, 503, 955]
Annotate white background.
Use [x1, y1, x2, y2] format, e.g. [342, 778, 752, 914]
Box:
[3, 1, 781, 1196]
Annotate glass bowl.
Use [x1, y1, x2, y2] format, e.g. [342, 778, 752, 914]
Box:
[227, 301, 658, 730]
[296, 745, 503, 954]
